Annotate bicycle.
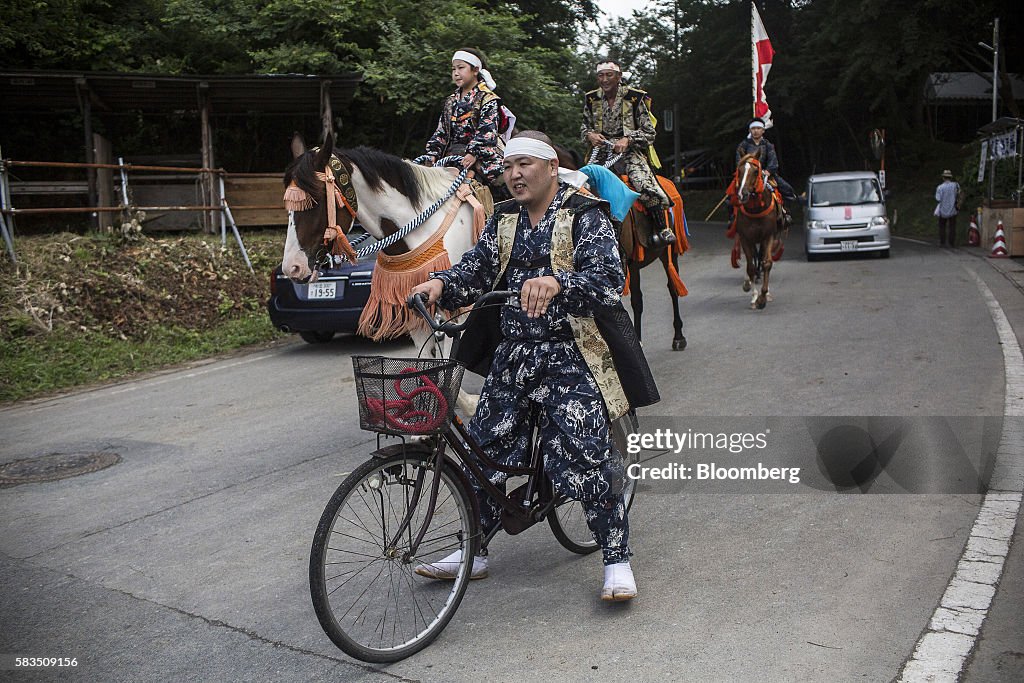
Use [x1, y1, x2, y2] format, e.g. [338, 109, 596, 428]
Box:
[308, 290, 640, 662]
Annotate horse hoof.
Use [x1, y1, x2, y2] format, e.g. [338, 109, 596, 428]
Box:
[756, 299, 767, 310]
[742, 281, 751, 292]
[672, 337, 687, 351]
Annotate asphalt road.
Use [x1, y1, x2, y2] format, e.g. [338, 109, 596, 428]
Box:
[1, 222, 1022, 682]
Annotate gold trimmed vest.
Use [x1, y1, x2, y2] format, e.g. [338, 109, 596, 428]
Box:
[492, 188, 630, 420]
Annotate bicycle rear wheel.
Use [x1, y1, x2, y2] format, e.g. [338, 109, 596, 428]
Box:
[549, 412, 641, 554]
[309, 451, 477, 662]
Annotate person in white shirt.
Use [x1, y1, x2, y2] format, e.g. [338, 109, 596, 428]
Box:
[934, 169, 961, 247]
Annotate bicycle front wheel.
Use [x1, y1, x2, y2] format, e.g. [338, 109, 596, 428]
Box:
[309, 451, 478, 662]
[549, 412, 641, 554]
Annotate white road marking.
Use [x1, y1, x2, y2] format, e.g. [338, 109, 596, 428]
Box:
[898, 266, 1024, 681]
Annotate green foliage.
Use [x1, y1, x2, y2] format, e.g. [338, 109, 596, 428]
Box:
[0, 317, 280, 404]
[590, 0, 1021, 187]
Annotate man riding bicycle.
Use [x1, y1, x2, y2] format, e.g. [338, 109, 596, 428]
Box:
[410, 131, 656, 601]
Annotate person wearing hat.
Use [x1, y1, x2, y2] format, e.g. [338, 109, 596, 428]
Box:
[410, 131, 660, 601]
[581, 59, 676, 247]
[934, 169, 961, 247]
[735, 118, 796, 229]
[423, 48, 510, 199]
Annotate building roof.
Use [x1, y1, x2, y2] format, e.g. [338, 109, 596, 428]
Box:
[978, 116, 1024, 136]
[0, 70, 362, 115]
[925, 72, 1024, 102]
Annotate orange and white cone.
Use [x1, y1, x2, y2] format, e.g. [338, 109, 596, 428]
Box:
[989, 221, 1008, 258]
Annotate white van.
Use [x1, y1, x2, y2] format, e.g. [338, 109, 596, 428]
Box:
[804, 171, 890, 260]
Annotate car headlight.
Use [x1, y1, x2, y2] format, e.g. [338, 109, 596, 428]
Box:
[870, 216, 889, 227]
[808, 220, 829, 230]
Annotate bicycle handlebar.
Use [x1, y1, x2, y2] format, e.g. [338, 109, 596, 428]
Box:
[406, 290, 518, 336]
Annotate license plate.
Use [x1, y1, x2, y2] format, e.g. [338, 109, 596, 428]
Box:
[307, 282, 336, 299]
[840, 240, 857, 252]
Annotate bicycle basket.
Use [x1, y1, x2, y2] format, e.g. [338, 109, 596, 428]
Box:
[352, 356, 465, 436]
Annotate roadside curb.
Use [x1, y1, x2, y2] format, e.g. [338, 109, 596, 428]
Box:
[897, 256, 1024, 681]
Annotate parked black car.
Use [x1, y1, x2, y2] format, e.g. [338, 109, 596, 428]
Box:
[267, 258, 375, 343]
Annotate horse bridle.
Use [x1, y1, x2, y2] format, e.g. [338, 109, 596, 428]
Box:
[285, 150, 362, 272]
[735, 157, 776, 219]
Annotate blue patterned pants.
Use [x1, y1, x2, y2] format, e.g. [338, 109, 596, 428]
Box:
[466, 339, 631, 565]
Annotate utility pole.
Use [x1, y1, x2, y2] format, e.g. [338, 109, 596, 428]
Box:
[993, 17, 999, 122]
[979, 18, 1000, 122]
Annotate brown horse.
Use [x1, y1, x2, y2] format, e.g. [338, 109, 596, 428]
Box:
[617, 195, 689, 349]
[562, 150, 689, 350]
[729, 152, 782, 310]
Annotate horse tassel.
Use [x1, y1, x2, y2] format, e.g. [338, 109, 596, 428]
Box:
[283, 182, 315, 211]
[456, 183, 487, 244]
[325, 226, 358, 264]
[666, 260, 688, 296]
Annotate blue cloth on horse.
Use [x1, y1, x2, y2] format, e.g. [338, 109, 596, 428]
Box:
[579, 164, 640, 222]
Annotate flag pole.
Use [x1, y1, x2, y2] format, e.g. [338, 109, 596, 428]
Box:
[753, 3, 761, 118]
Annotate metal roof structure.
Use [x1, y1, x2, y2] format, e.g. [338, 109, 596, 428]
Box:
[925, 72, 1024, 102]
[0, 70, 362, 115]
[0, 69, 362, 234]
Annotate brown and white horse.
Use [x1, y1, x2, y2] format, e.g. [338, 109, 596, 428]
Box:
[729, 152, 783, 309]
[281, 134, 482, 344]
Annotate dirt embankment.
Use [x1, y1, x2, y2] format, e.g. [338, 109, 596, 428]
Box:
[1, 230, 283, 341]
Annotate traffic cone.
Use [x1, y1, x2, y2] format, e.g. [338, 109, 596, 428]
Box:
[989, 221, 1008, 258]
[967, 215, 981, 247]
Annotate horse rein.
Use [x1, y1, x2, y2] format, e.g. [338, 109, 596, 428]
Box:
[588, 139, 624, 169]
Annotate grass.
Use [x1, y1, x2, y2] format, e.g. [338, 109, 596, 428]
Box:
[0, 316, 281, 403]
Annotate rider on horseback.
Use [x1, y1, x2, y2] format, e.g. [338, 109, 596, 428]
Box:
[581, 59, 676, 247]
[424, 48, 511, 201]
[735, 118, 795, 231]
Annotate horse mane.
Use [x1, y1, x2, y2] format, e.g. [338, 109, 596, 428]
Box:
[403, 161, 463, 210]
[285, 145, 456, 210]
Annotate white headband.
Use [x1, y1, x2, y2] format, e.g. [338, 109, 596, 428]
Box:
[749, 121, 766, 130]
[504, 138, 558, 160]
[452, 51, 496, 89]
[595, 62, 621, 73]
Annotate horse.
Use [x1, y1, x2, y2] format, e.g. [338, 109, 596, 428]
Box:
[617, 193, 689, 350]
[567, 148, 689, 351]
[281, 134, 485, 382]
[728, 152, 783, 310]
